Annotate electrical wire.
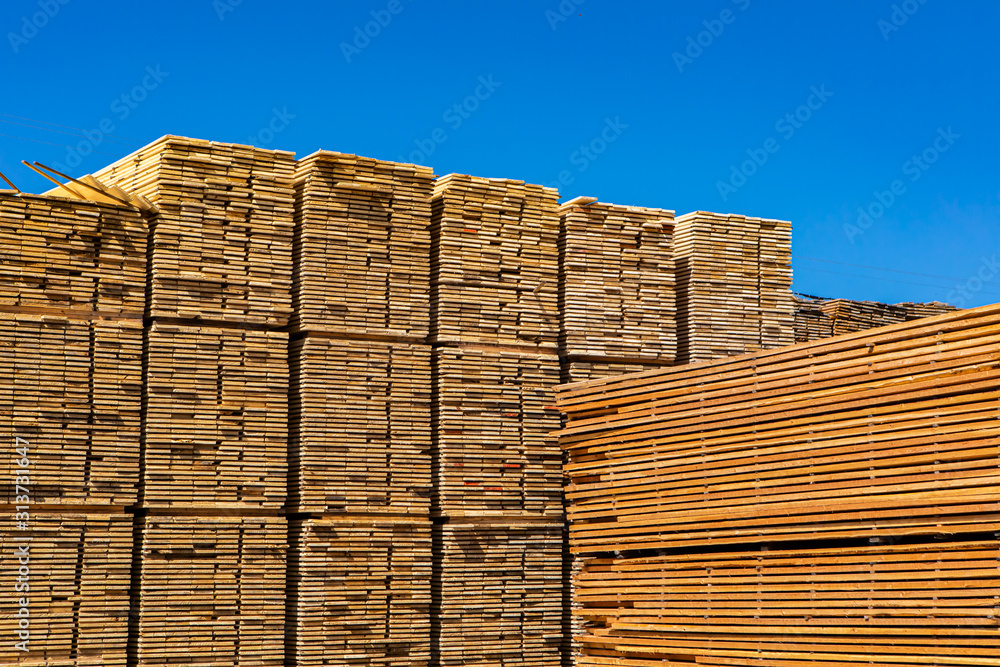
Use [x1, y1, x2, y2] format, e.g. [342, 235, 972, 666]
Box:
[793, 255, 973, 283]
[0, 118, 139, 148]
[795, 266, 1000, 299]
[0, 132, 122, 158]
[0, 113, 141, 143]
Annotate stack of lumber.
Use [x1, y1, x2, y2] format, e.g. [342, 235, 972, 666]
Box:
[562, 360, 668, 384]
[0, 194, 147, 316]
[288, 517, 432, 666]
[135, 514, 286, 667]
[820, 298, 909, 335]
[433, 346, 563, 520]
[673, 211, 793, 362]
[0, 512, 132, 666]
[558, 198, 677, 362]
[574, 540, 1000, 667]
[430, 174, 560, 349]
[143, 323, 288, 509]
[793, 293, 834, 342]
[558, 303, 1000, 667]
[558, 304, 1000, 551]
[92, 135, 295, 325]
[292, 151, 435, 337]
[289, 337, 432, 515]
[0, 314, 142, 505]
[434, 523, 564, 667]
[899, 300, 959, 319]
[795, 296, 959, 342]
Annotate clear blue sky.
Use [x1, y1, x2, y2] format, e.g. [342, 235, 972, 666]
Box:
[3, 0, 998, 308]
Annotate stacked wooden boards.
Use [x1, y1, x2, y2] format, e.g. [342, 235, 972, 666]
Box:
[0, 512, 133, 667]
[134, 515, 286, 666]
[289, 152, 436, 666]
[434, 524, 564, 667]
[430, 174, 564, 667]
[558, 198, 677, 363]
[0, 191, 147, 667]
[673, 211, 793, 363]
[556, 303, 1000, 666]
[93, 135, 296, 325]
[794, 295, 959, 343]
[287, 518, 432, 666]
[431, 174, 560, 349]
[292, 151, 435, 337]
[289, 337, 432, 516]
[143, 323, 288, 509]
[0, 194, 147, 316]
[433, 347, 563, 520]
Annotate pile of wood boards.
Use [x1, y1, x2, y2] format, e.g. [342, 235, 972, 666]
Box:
[558, 198, 676, 362]
[143, 323, 288, 509]
[794, 295, 959, 342]
[430, 174, 564, 667]
[557, 303, 1000, 666]
[134, 515, 287, 666]
[433, 347, 563, 520]
[1, 314, 142, 506]
[287, 518, 432, 667]
[0, 194, 147, 316]
[0, 191, 147, 667]
[434, 523, 564, 667]
[93, 135, 296, 325]
[0, 512, 132, 666]
[673, 211, 793, 362]
[288, 337, 432, 515]
[292, 151, 434, 337]
[430, 174, 560, 349]
[289, 151, 435, 666]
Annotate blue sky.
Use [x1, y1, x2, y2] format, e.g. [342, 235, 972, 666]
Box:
[3, 0, 998, 307]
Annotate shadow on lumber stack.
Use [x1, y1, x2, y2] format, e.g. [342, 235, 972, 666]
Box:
[0, 192, 147, 667]
[794, 293, 958, 342]
[557, 303, 1000, 667]
[288, 151, 436, 667]
[94, 136, 295, 666]
[430, 174, 564, 667]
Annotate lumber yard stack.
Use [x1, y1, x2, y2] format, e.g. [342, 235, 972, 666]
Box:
[94, 136, 294, 666]
[556, 303, 1000, 667]
[0, 192, 147, 666]
[673, 211, 793, 363]
[288, 151, 436, 667]
[430, 174, 564, 667]
[794, 293, 958, 342]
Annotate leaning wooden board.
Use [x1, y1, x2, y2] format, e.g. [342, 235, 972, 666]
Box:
[289, 336, 432, 515]
[574, 539, 1000, 667]
[135, 514, 286, 667]
[0, 314, 142, 506]
[143, 323, 288, 509]
[557, 303, 1000, 553]
[92, 135, 295, 325]
[292, 151, 435, 338]
[435, 523, 564, 667]
[0, 512, 132, 667]
[288, 517, 432, 666]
